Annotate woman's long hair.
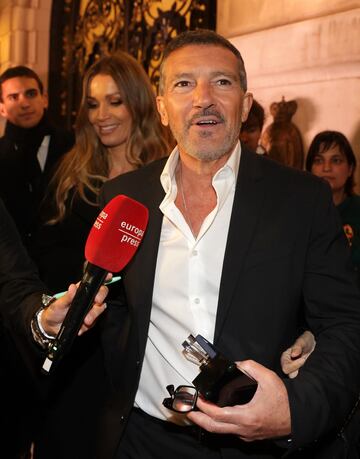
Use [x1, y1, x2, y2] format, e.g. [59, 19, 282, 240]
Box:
[49, 51, 171, 223]
[306, 130, 357, 196]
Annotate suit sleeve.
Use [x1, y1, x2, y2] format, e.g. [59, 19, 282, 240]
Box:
[284, 182, 360, 449]
[0, 198, 46, 311]
[0, 198, 48, 378]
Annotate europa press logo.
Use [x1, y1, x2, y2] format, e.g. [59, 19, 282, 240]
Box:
[92, 209, 144, 247]
[118, 220, 145, 247]
[94, 210, 108, 230]
[85, 195, 149, 273]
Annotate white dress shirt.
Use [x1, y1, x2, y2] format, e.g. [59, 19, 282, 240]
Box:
[37, 135, 50, 171]
[135, 143, 241, 423]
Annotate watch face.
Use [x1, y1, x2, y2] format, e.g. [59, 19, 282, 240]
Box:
[42, 294, 55, 307]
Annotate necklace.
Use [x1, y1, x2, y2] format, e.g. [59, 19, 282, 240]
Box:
[178, 163, 195, 236]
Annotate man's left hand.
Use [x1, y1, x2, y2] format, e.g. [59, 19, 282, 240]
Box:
[187, 359, 291, 442]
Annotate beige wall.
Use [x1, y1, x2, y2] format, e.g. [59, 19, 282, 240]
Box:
[218, 0, 360, 191]
[217, 0, 360, 36]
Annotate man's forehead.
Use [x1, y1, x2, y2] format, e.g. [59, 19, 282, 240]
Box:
[163, 44, 239, 78]
[2, 77, 40, 95]
[166, 44, 236, 63]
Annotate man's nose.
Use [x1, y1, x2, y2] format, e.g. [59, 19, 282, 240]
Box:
[192, 81, 214, 108]
[19, 94, 31, 107]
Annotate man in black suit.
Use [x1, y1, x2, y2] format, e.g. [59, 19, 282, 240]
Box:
[14, 30, 360, 458]
[0, 66, 74, 253]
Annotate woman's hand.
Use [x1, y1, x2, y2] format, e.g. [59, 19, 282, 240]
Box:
[280, 330, 316, 378]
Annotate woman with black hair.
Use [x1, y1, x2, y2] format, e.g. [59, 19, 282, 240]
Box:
[306, 130, 360, 285]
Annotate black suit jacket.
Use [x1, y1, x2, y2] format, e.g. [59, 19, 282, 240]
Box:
[0, 124, 74, 251]
[6, 148, 360, 459]
[98, 148, 360, 458]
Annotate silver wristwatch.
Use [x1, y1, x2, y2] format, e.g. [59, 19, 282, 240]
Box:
[30, 294, 57, 350]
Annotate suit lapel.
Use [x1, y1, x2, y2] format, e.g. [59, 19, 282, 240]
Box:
[214, 149, 267, 342]
[124, 162, 166, 357]
[122, 153, 267, 350]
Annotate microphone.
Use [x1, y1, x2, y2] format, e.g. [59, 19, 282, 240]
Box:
[42, 195, 149, 374]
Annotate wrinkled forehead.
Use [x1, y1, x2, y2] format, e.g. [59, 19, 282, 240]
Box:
[161, 44, 242, 87]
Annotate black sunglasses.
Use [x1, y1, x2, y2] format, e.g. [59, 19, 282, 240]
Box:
[162, 384, 198, 413]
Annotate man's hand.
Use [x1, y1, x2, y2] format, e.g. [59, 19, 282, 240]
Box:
[40, 282, 109, 337]
[187, 360, 291, 442]
[281, 330, 315, 378]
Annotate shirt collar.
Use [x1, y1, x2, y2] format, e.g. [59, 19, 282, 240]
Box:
[160, 141, 241, 196]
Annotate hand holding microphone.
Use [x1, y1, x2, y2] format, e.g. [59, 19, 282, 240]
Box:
[40, 195, 148, 374]
[40, 281, 109, 337]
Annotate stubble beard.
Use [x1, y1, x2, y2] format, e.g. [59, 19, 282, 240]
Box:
[170, 123, 240, 162]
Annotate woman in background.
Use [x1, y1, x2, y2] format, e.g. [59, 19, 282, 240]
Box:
[306, 130, 360, 286]
[34, 51, 171, 292]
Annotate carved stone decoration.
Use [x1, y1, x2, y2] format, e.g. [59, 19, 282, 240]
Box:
[261, 97, 304, 170]
[48, 0, 216, 130]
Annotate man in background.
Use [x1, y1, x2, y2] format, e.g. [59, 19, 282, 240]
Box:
[0, 66, 74, 254]
[240, 98, 267, 154]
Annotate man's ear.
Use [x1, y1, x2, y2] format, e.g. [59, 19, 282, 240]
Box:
[43, 93, 49, 109]
[0, 103, 7, 118]
[241, 92, 253, 123]
[156, 96, 169, 126]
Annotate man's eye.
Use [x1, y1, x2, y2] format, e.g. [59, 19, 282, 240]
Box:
[8, 95, 18, 101]
[174, 81, 190, 88]
[217, 79, 231, 86]
[26, 89, 38, 98]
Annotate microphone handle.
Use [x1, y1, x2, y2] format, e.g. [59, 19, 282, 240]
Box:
[42, 263, 107, 374]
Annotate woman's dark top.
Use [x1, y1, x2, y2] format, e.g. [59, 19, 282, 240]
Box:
[33, 188, 100, 293]
[337, 194, 360, 286]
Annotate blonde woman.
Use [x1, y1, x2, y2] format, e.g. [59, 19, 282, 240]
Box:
[34, 52, 171, 291]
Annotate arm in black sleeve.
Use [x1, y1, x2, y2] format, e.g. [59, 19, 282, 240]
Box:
[284, 181, 360, 449]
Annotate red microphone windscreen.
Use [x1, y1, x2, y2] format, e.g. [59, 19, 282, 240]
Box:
[85, 195, 149, 272]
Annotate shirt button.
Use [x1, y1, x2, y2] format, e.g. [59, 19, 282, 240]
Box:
[192, 250, 198, 256]
[194, 298, 200, 304]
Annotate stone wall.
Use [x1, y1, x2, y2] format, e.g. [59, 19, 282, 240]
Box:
[217, 0, 360, 190]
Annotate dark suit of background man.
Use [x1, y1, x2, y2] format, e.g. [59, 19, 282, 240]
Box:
[0, 66, 74, 254]
[10, 30, 360, 459]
